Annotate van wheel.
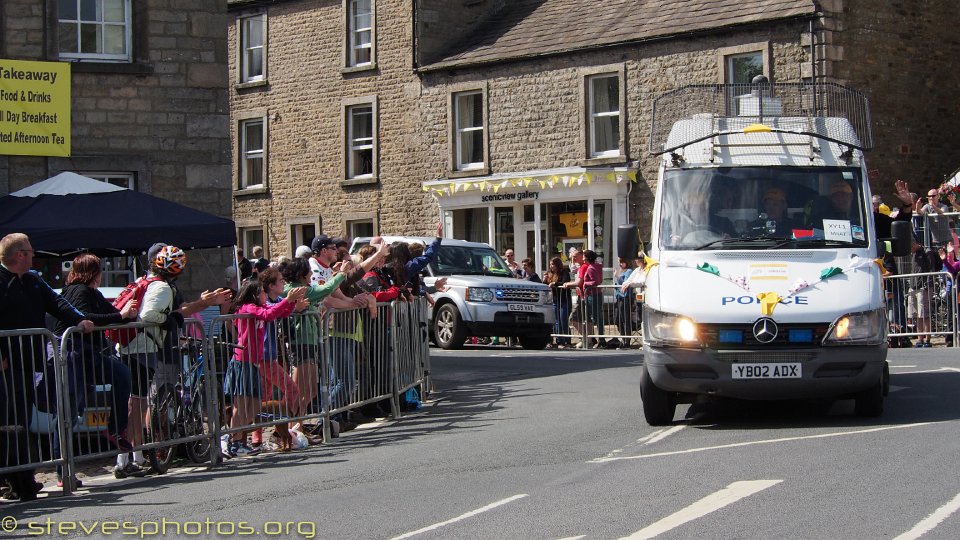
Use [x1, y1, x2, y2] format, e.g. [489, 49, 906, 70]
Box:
[434, 304, 467, 350]
[854, 366, 887, 417]
[519, 334, 550, 350]
[640, 366, 675, 426]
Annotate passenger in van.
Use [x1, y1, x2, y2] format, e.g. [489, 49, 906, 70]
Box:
[749, 187, 797, 237]
[806, 178, 862, 228]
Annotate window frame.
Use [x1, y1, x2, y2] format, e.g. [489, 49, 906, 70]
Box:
[718, 42, 771, 84]
[286, 216, 322, 255]
[79, 171, 136, 190]
[236, 113, 268, 194]
[580, 65, 627, 166]
[448, 85, 489, 176]
[343, 0, 377, 72]
[587, 73, 622, 158]
[342, 96, 378, 185]
[58, 0, 133, 62]
[238, 12, 268, 86]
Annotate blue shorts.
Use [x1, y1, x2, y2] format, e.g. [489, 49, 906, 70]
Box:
[222, 360, 261, 398]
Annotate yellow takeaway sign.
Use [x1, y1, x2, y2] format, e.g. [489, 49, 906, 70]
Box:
[0, 59, 71, 157]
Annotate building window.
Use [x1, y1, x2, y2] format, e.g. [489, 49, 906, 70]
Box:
[239, 118, 265, 190]
[239, 13, 266, 84]
[454, 90, 485, 171]
[347, 105, 374, 179]
[58, 0, 132, 62]
[347, 219, 375, 239]
[290, 222, 317, 253]
[347, 0, 373, 67]
[82, 172, 135, 189]
[587, 74, 620, 158]
[726, 51, 764, 84]
[239, 227, 264, 258]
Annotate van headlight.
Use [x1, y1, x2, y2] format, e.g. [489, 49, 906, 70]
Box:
[823, 308, 886, 346]
[644, 306, 700, 346]
[466, 287, 494, 302]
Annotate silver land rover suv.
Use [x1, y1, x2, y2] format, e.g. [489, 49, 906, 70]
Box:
[350, 237, 555, 350]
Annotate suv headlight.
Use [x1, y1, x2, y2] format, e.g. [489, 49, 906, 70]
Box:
[643, 306, 699, 346]
[466, 287, 494, 302]
[823, 308, 886, 346]
[543, 289, 553, 303]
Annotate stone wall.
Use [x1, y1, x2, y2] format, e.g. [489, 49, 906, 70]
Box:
[821, 0, 960, 195]
[1, 0, 233, 295]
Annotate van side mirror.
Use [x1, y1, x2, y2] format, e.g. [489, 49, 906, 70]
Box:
[889, 221, 912, 257]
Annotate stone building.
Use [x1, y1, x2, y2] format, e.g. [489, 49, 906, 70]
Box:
[0, 0, 233, 293]
[228, 0, 960, 272]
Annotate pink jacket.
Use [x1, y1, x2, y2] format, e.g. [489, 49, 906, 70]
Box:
[233, 299, 297, 364]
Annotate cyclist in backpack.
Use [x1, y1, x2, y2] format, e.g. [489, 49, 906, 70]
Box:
[115, 245, 187, 477]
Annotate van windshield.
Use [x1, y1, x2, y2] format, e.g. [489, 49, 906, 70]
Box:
[429, 245, 514, 277]
[658, 166, 869, 250]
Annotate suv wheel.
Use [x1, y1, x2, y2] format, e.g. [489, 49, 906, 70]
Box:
[434, 304, 467, 350]
[519, 334, 550, 350]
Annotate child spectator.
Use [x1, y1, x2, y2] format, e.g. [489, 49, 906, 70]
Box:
[221, 279, 306, 457]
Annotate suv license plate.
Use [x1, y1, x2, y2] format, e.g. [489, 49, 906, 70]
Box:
[508, 304, 535, 313]
[731, 363, 801, 379]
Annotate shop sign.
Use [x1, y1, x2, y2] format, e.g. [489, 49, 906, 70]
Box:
[0, 59, 71, 157]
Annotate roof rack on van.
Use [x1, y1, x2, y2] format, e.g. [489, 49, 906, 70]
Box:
[648, 80, 873, 155]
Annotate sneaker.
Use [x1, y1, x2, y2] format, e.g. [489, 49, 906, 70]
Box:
[913, 341, 925, 348]
[113, 462, 147, 479]
[923, 341, 933, 348]
[231, 442, 261, 457]
[249, 442, 262, 452]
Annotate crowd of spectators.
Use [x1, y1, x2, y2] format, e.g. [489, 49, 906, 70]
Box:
[0, 226, 447, 502]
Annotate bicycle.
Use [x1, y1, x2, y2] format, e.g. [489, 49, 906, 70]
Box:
[146, 337, 211, 473]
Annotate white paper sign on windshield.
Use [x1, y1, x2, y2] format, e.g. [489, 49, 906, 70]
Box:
[822, 220, 853, 242]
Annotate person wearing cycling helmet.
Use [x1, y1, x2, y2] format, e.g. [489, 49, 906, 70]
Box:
[115, 244, 188, 478]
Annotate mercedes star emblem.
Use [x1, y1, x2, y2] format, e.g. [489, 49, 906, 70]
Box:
[752, 318, 779, 344]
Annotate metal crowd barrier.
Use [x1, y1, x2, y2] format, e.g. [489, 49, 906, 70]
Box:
[884, 270, 958, 346]
[0, 300, 432, 498]
[549, 283, 643, 349]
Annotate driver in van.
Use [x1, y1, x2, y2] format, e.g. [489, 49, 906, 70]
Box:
[806, 177, 861, 227]
[665, 185, 736, 245]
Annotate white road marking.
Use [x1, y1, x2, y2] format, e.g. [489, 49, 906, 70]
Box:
[888, 385, 908, 393]
[598, 430, 667, 460]
[889, 365, 917, 368]
[389, 494, 528, 540]
[893, 367, 960, 375]
[619, 480, 782, 540]
[556, 537, 586, 540]
[644, 424, 686, 445]
[893, 491, 960, 540]
[589, 422, 938, 463]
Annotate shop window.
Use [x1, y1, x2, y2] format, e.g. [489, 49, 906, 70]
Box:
[587, 74, 621, 157]
[453, 90, 485, 171]
[239, 117, 266, 190]
[446, 208, 489, 244]
[239, 13, 266, 84]
[495, 207, 514, 255]
[58, 0, 132, 62]
[345, 0, 375, 68]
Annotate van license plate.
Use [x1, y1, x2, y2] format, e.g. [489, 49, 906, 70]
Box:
[731, 363, 801, 379]
[84, 408, 111, 429]
[508, 304, 534, 312]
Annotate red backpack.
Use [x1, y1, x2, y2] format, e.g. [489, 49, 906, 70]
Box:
[105, 276, 162, 346]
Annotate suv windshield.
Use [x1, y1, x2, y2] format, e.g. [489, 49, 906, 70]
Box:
[658, 166, 869, 250]
[429, 245, 514, 277]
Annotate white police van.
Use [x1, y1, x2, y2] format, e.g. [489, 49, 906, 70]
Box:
[640, 79, 910, 425]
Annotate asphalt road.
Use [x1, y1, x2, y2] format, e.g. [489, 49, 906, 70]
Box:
[4, 346, 960, 540]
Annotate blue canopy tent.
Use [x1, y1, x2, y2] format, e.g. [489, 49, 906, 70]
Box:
[0, 172, 236, 256]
